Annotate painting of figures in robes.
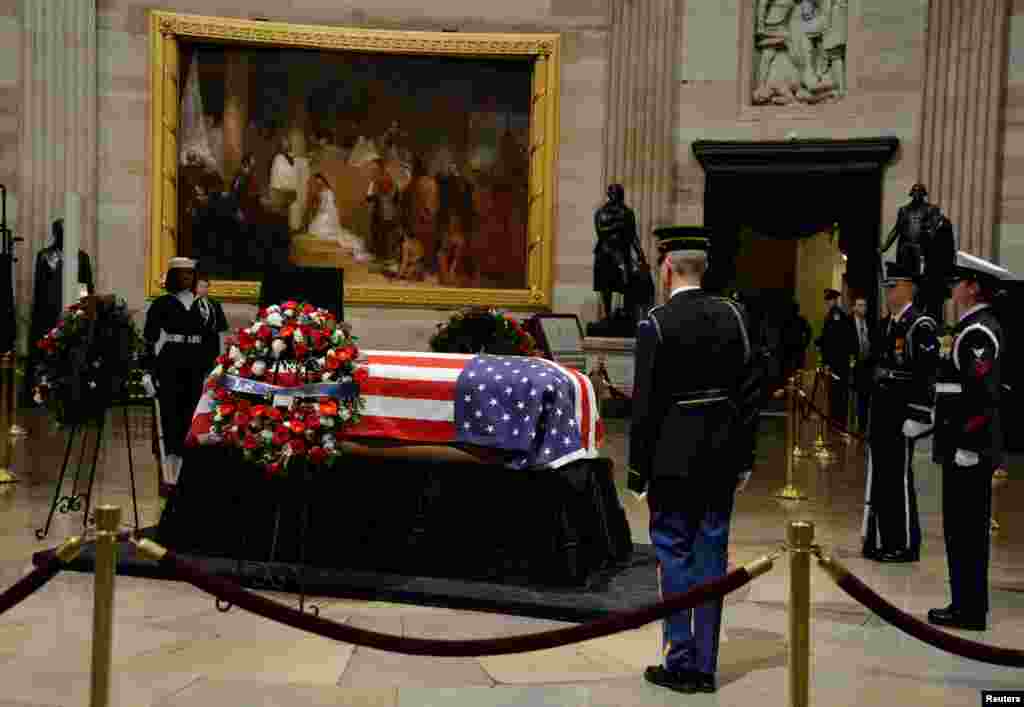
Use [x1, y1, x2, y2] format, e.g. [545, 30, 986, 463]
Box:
[176, 43, 534, 293]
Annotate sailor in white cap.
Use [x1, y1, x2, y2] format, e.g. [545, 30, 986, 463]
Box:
[928, 250, 1013, 631]
[143, 256, 208, 495]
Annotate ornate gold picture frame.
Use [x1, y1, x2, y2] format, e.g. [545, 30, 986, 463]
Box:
[146, 11, 560, 309]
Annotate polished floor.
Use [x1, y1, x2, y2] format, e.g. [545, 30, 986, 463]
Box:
[0, 406, 1022, 706]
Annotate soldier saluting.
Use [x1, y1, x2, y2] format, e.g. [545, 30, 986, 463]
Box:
[861, 262, 939, 563]
[628, 227, 762, 695]
[928, 251, 1013, 632]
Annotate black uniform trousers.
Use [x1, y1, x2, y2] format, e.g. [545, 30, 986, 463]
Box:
[156, 341, 208, 457]
[863, 386, 921, 556]
[941, 458, 994, 616]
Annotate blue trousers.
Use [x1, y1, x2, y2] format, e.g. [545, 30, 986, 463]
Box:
[649, 490, 735, 675]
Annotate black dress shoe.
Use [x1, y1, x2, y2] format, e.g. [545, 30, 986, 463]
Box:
[927, 606, 986, 631]
[694, 672, 717, 693]
[876, 549, 919, 563]
[644, 666, 697, 694]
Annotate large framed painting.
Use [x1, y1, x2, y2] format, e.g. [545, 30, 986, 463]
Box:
[146, 11, 560, 308]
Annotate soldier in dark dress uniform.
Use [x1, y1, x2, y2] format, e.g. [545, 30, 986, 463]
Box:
[628, 227, 762, 695]
[144, 257, 208, 490]
[815, 288, 857, 425]
[861, 262, 939, 563]
[928, 251, 1013, 631]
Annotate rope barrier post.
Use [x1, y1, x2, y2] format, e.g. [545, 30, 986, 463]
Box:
[776, 376, 807, 501]
[4, 351, 25, 438]
[992, 468, 1009, 537]
[89, 505, 120, 707]
[813, 367, 835, 461]
[791, 369, 809, 458]
[0, 352, 17, 484]
[787, 520, 814, 707]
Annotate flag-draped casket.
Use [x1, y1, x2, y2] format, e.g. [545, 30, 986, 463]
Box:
[188, 351, 603, 472]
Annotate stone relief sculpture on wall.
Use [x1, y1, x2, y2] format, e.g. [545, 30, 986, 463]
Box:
[753, 0, 848, 105]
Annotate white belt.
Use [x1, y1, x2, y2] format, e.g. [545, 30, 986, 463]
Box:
[935, 382, 962, 394]
[166, 334, 202, 344]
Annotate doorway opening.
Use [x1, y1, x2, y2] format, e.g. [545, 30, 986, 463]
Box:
[693, 138, 899, 381]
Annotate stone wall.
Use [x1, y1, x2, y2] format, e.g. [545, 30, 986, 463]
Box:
[998, 0, 1024, 273]
[674, 0, 928, 252]
[0, 1, 18, 276]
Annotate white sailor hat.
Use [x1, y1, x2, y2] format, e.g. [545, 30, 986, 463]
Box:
[948, 251, 1013, 286]
[167, 256, 197, 270]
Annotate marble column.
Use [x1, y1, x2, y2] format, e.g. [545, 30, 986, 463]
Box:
[602, 0, 681, 254]
[16, 0, 97, 345]
[918, 0, 1010, 259]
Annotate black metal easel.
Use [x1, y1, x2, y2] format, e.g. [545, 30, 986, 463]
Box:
[1, 184, 24, 354]
[214, 456, 319, 616]
[35, 397, 144, 539]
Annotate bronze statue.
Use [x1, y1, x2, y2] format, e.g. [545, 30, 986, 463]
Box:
[880, 183, 957, 322]
[589, 184, 651, 336]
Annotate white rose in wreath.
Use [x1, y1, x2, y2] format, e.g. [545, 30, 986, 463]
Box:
[229, 345, 243, 361]
[251, 360, 267, 377]
[271, 339, 287, 357]
[266, 312, 284, 328]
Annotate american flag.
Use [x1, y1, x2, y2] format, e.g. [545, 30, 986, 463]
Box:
[188, 350, 602, 472]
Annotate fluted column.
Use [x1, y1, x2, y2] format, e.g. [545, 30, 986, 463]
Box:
[918, 0, 1010, 259]
[602, 0, 681, 254]
[16, 0, 97, 342]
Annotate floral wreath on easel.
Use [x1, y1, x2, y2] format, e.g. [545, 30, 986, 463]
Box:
[202, 301, 367, 476]
[429, 306, 539, 357]
[33, 296, 143, 424]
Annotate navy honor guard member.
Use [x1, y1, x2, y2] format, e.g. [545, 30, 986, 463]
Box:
[928, 251, 1013, 631]
[628, 227, 761, 695]
[861, 262, 939, 563]
[144, 257, 211, 490]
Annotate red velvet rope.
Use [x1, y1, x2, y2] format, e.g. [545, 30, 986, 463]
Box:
[822, 559, 1024, 667]
[158, 549, 758, 657]
[795, 384, 867, 442]
[0, 554, 63, 617]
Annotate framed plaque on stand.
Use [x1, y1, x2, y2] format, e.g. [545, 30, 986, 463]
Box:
[526, 314, 587, 371]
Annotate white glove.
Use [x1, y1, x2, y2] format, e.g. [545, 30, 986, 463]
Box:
[736, 470, 752, 493]
[141, 374, 157, 398]
[902, 419, 932, 438]
[954, 449, 980, 468]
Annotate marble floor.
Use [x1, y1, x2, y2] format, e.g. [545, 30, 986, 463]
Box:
[0, 407, 1022, 706]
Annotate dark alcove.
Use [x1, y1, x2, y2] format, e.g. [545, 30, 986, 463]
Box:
[692, 137, 900, 334]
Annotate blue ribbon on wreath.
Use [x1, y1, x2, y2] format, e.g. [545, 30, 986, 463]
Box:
[218, 374, 359, 401]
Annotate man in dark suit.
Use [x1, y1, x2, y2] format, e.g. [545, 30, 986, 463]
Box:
[816, 288, 857, 426]
[929, 251, 1013, 631]
[851, 296, 874, 433]
[628, 227, 761, 695]
[861, 264, 939, 563]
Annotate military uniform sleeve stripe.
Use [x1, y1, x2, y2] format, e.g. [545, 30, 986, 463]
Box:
[952, 322, 1000, 370]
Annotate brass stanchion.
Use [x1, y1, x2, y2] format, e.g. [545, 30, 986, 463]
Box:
[992, 469, 1009, 537]
[4, 351, 26, 438]
[791, 369, 809, 458]
[0, 352, 17, 484]
[813, 367, 835, 461]
[90, 506, 120, 707]
[788, 520, 813, 707]
[776, 376, 807, 501]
